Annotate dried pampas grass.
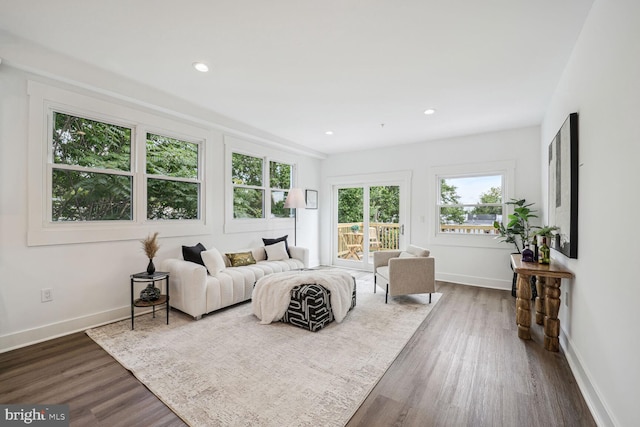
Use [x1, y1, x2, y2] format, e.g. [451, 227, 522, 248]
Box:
[141, 232, 160, 259]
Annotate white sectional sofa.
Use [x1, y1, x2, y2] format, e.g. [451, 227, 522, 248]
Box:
[161, 244, 309, 319]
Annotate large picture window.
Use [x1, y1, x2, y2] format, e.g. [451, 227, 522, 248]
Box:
[231, 152, 294, 220]
[28, 80, 210, 245]
[51, 112, 203, 223]
[438, 174, 504, 235]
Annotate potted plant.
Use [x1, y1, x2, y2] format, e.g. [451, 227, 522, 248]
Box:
[493, 199, 538, 297]
[532, 225, 559, 240]
[493, 199, 538, 254]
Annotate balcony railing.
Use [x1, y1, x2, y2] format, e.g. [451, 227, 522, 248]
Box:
[439, 224, 497, 234]
[337, 222, 400, 259]
[337, 222, 497, 259]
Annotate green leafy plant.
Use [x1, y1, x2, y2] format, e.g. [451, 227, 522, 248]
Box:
[532, 225, 559, 240]
[493, 199, 538, 253]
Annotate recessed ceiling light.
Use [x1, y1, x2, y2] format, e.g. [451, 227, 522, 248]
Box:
[325, 131, 334, 135]
[424, 108, 436, 115]
[193, 62, 209, 72]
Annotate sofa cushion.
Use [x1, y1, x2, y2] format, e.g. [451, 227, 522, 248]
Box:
[262, 235, 290, 256]
[264, 241, 289, 261]
[226, 251, 257, 267]
[182, 243, 207, 266]
[201, 247, 226, 274]
[251, 247, 267, 262]
[399, 251, 415, 258]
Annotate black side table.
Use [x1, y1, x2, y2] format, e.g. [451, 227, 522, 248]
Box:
[130, 271, 170, 330]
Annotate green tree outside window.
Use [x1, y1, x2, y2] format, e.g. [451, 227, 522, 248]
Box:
[52, 112, 133, 221]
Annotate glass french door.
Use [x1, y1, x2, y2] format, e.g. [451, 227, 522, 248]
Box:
[333, 183, 404, 270]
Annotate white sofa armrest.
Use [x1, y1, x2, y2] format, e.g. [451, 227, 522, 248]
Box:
[160, 258, 207, 319]
[288, 246, 309, 268]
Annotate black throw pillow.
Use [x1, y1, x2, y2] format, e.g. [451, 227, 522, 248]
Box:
[262, 235, 290, 257]
[182, 243, 207, 266]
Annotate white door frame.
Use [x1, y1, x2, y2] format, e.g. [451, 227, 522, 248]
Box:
[327, 171, 412, 271]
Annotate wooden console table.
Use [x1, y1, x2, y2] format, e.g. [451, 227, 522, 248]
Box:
[510, 254, 574, 352]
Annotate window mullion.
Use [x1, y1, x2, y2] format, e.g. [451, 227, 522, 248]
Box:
[135, 126, 146, 224]
[263, 157, 271, 217]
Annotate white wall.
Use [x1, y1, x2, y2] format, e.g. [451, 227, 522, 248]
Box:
[0, 39, 321, 352]
[541, 1, 639, 426]
[320, 126, 541, 287]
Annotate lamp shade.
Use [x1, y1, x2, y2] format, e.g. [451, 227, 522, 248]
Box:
[284, 188, 307, 209]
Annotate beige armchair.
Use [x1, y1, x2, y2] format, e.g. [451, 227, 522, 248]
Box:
[373, 245, 435, 303]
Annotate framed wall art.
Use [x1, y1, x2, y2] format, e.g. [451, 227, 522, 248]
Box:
[548, 112, 579, 258]
[305, 189, 318, 209]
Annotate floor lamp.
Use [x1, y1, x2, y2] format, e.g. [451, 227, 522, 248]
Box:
[284, 188, 307, 246]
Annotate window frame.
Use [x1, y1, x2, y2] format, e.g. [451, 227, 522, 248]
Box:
[437, 173, 504, 235]
[224, 136, 298, 234]
[429, 160, 515, 248]
[231, 151, 267, 220]
[49, 109, 136, 223]
[268, 159, 294, 219]
[27, 81, 210, 246]
[144, 131, 203, 221]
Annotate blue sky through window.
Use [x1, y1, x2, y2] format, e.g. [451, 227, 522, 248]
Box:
[445, 175, 502, 204]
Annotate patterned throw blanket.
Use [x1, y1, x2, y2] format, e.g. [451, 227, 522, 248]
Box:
[251, 270, 355, 324]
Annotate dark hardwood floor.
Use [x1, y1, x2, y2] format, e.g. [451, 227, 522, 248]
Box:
[347, 282, 595, 427]
[0, 278, 595, 427]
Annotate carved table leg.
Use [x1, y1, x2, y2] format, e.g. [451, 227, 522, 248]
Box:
[543, 278, 562, 352]
[535, 275, 546, 325]
[516, 273, 532, 340]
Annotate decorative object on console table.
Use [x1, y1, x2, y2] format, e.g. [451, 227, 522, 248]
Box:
[284, 188, 307, 246]
[539, 237, 551, 264]
[548, 112, 579, 258]
[141, 232, 160, 274]
[131, 271, 170, 330]
[532, 225, 558, 265]
[305, 189, 318, 209]
[521, 244, 535, 262]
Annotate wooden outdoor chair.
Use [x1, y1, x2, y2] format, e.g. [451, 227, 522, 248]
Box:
[369, 227, 381, 251]
[342, 232, 363, 260]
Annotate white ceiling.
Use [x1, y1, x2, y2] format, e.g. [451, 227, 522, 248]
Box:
[0, 0, 594, 155]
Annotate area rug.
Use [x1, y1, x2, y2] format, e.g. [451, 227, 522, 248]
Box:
[86, 276, 441, 427]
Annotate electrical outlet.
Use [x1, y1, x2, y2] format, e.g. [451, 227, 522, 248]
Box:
[41, 288, 53, 302]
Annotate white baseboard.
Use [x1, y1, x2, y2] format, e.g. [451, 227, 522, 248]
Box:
[561, 331, 616, 427]
[0, 305, 135, 353]
[436, 272, 512, 291]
